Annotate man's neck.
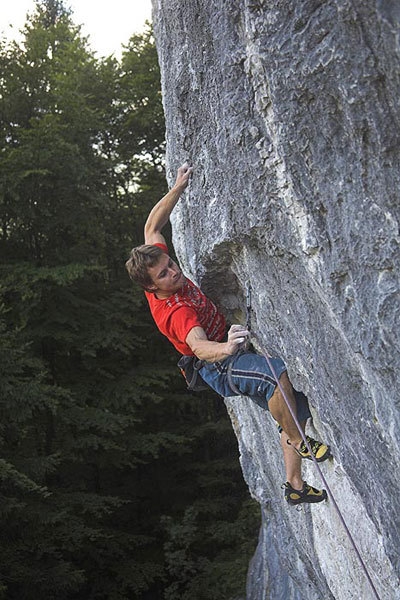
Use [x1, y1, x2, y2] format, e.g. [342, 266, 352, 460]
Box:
[153, 279, 186, 300]
[154, 290, 172, 300]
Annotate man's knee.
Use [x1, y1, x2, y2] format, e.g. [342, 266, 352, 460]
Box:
[277, 371, 294, 395]
[270, 373, 295, 410]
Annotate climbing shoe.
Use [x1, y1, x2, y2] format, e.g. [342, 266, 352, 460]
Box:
[288, 435, 331, 462]
[283, 481, 328, 505]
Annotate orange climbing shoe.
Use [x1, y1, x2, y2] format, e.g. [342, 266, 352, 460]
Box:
[283, 481, 328, 505]
[288, 435, 331, 462]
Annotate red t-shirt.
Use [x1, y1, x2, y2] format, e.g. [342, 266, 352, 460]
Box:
[145, 244, 226, 355]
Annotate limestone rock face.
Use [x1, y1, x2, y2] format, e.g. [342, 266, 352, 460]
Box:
[152, 1, 400, 598]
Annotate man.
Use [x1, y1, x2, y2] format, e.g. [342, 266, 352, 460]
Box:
[126, 162, 331, 506]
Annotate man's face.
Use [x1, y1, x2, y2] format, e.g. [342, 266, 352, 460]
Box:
[147, 253, 185, 297]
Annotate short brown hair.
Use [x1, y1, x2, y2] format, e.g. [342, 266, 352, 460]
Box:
[125, 244, 165, 290]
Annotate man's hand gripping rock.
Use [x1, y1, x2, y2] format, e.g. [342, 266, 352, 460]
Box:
[226, 324, 250, 355]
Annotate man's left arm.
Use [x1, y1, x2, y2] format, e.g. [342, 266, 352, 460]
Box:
[144, 162, 193, 246]
[186, 325, 249, 363]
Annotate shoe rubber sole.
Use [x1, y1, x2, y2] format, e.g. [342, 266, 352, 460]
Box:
[283, 482, 328, 505]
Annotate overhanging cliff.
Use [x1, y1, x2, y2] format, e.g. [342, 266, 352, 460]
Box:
[152, 1, 400, 598]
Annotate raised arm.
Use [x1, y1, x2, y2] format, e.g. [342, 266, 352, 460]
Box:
[144, 162, 193, 245]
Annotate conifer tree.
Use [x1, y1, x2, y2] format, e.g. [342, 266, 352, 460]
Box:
[0, 2, 258, 598]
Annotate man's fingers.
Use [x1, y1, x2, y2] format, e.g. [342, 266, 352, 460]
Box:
[230, 330, 248, 338]
[230, 324, 248, 332]
[177, 165, 193, 185]
[179, 162, 193, 173]
[228, 328, 250, 345]
[229, 325, 249, 336]
[175, 163, 193, 190]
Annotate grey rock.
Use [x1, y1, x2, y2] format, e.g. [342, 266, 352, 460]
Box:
[152, 0, 400, 598]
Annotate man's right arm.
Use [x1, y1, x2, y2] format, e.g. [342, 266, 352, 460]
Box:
[144, 162, 193, 246]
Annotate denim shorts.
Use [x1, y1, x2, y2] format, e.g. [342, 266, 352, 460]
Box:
[199, 350, 311, 422]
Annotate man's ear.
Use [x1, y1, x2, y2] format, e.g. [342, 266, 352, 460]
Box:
[145, 284, 157, 293]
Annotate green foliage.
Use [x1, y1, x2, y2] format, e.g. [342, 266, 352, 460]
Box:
[119, 29, 166, 167]
[0, 1, 258, 598]
[163, 499, 259, 600]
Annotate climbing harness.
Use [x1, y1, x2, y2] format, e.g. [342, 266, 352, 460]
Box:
[177, 355, 209, 392]
[244, 283, 381, 600]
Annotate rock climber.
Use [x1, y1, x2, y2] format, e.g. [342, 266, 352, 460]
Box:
[125, 162, 331, 505]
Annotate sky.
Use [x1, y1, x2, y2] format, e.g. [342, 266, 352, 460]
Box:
[0, 0, 153, 57]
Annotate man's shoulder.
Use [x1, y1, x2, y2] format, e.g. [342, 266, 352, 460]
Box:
[145, 280, 204, 313]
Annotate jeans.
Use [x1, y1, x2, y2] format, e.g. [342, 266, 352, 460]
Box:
[199, 350, 312, 423]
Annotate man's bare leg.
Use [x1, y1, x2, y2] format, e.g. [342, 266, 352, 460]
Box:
[268, 372, 303, 448]
[268, 379, 328, 503]
[280, 423, 306, 490]
[268, 373, 311, 488]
